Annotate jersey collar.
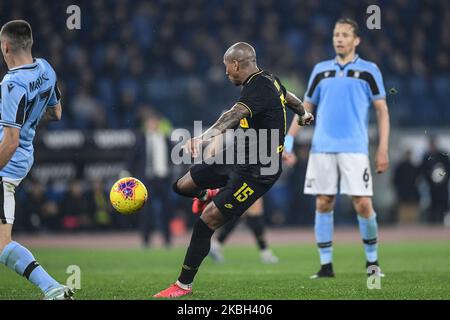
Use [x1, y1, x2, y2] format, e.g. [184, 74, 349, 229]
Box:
[333, 54, 359, 70]
[8, 58, 38, 73]
[242, 69, 263, 86]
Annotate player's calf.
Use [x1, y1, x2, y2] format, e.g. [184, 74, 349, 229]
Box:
[0, 240, 64, 296]
[154, 203, 230, 298]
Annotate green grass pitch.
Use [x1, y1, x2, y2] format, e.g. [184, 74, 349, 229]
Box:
[1, 242, 449, 300]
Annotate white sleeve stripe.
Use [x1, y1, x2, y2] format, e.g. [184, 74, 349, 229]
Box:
[0, 120, 22, 129]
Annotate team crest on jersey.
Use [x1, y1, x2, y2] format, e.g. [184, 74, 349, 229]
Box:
[240, 118, 249, 128]
[277, 145, 284, 153]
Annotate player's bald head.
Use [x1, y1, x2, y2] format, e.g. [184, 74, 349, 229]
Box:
[224, 42, 257, 68]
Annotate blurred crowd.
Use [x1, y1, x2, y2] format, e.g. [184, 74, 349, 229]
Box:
[1, 0, 449, 129]
[1, 1, 450, 239]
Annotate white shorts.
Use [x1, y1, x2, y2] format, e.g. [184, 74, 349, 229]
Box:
[303, 153, 373, 196]
[0, 177, 22, 225]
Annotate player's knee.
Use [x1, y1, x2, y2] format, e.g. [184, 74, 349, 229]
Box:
[172, 180, 184, 196]
[201, 203, 229, 230]
[352, 197, 373, 217]
[173, 172, 202, 198]
[316, 195, 335, 212]
[172, 179, 193, 197]
[0, 230, 12, 253]
[246, 199, 263, 216]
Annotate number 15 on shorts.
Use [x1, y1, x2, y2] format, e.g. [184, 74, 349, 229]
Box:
[233, 182, 254, 202]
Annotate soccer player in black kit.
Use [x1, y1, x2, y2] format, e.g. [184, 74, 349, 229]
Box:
[154, 42, 313, 298]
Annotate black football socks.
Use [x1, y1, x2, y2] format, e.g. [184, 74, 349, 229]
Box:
[246, 216, 267, 250]
[178, 219, 215, 285]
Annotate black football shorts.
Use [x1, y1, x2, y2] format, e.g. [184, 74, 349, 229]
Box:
[189, 163, 275, 218]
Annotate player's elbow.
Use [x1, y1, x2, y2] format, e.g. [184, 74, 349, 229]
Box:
[55, 110, 62, 121]
[53, 104, 63, 121]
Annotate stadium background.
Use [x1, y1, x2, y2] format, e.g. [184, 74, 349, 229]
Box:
[1, 0, 448, 233]
[0, 0, 450, 298]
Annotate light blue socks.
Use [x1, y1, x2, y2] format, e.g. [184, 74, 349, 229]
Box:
[0, 241, 60, 293]
[357, 213, 378, 263]
[314, 211, 334, 265]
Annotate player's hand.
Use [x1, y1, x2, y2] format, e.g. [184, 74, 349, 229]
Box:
[282, 152, 297, 167]
[375, 148, 389, 174]
[297, 112, 314, 126]
[183, 137, 203, 157]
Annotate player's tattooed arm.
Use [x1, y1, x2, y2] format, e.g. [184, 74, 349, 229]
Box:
[42, 103, 62, 121]
[285, 91, 306, 116]
[285, 91, 314, 126]
[203, 103, 250, 139]
[184, 103, 250, 156]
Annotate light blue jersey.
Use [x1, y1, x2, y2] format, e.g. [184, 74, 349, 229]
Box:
[0, 58, 60, 179]
[304, 55, 385, 154]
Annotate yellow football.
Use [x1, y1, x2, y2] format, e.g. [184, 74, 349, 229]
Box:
[110, 177, 148, 214]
